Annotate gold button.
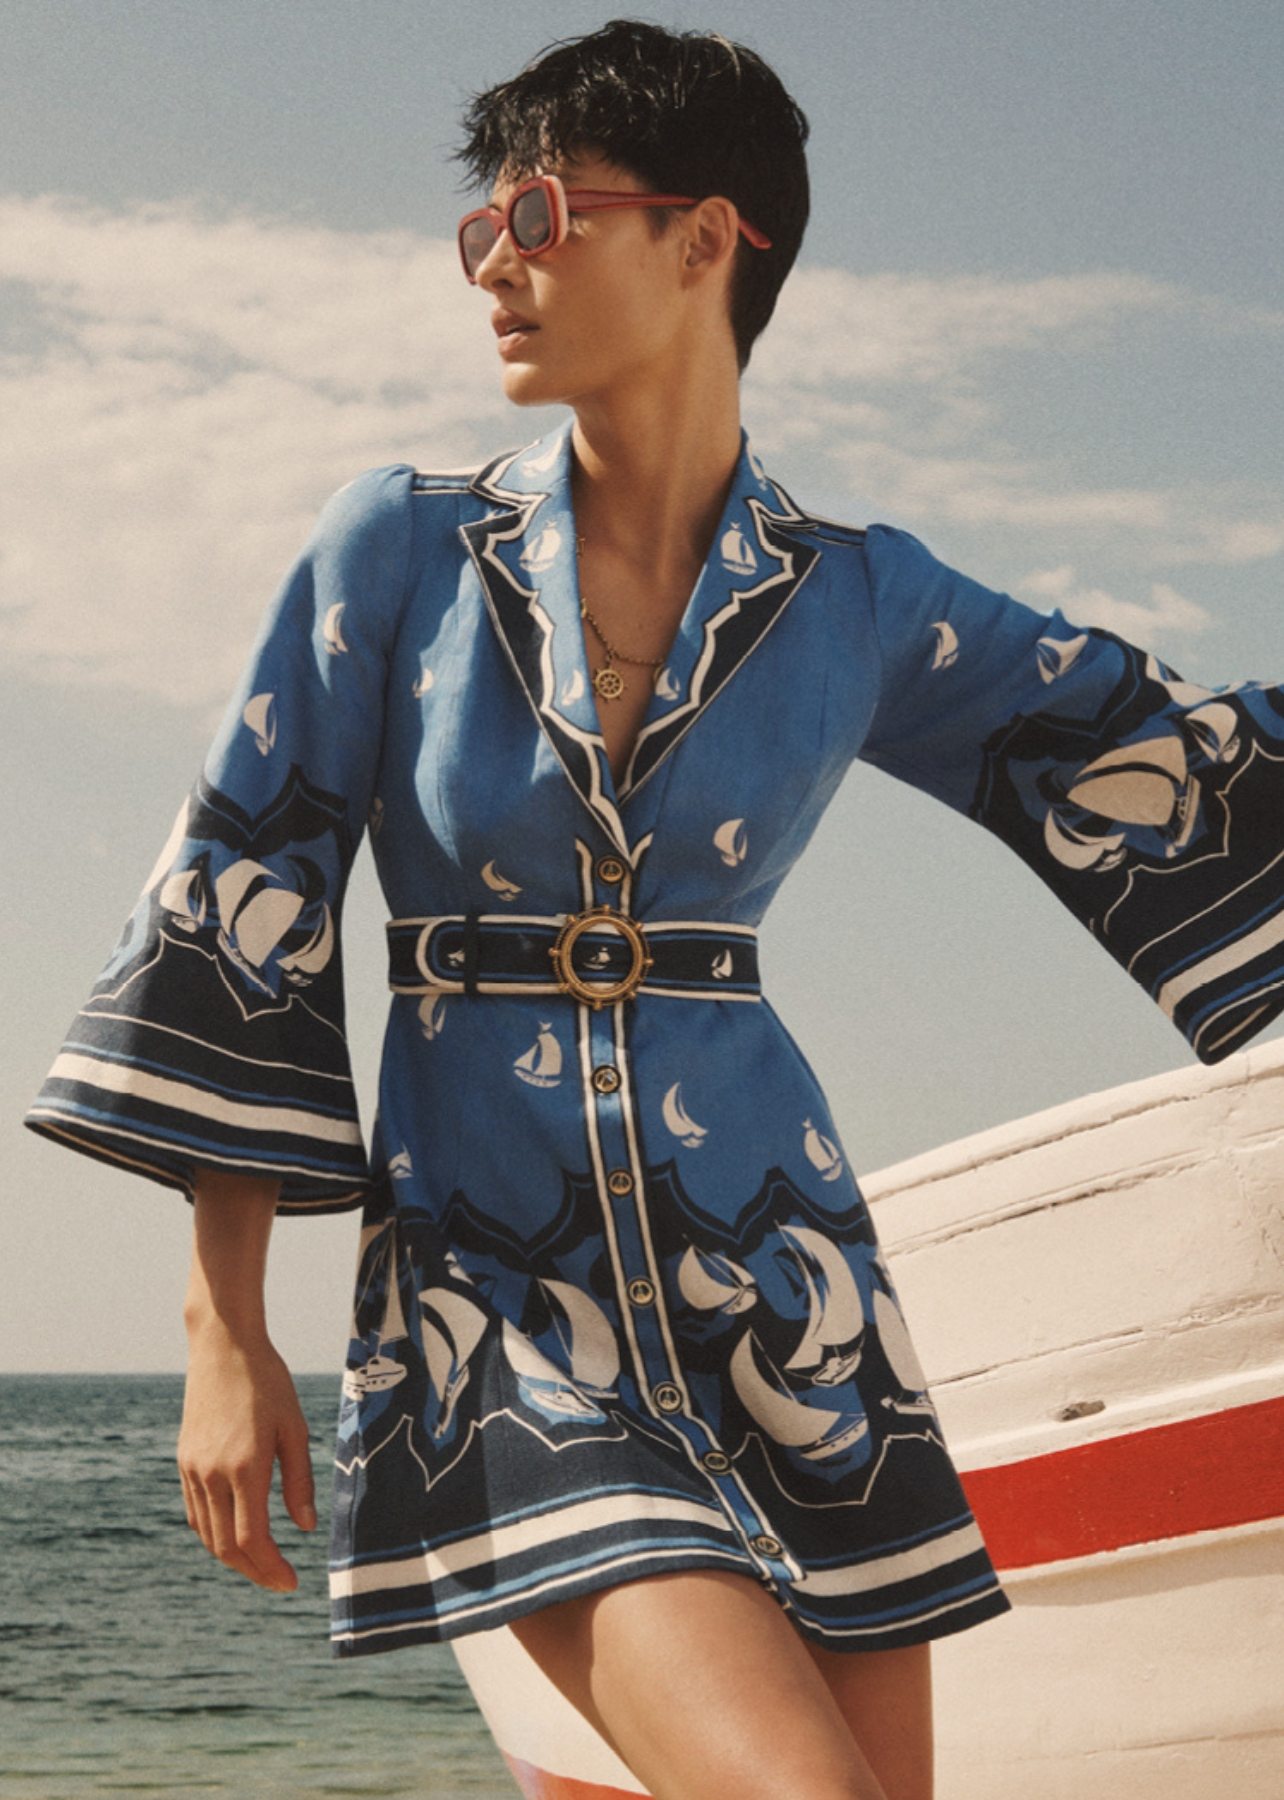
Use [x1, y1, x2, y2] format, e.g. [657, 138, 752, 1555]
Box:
[606, 1168, 634, 1196]
[592, 1064, 621, 1094]
[626, 1278, 655, 1306]
[702, 1450, 731, 1474]
[653, 1383, 683, 1413]
[752, 1534, 782, 1556]
[596, 856, 626, 885]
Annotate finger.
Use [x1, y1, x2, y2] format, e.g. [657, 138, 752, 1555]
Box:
[231, 1473, 296, 1591]
[178, 1467, 199, 1533]
[187, 1474, 216, 1557]
[278, 1416, 317, 1533]
[205, 1474, 268, 1585]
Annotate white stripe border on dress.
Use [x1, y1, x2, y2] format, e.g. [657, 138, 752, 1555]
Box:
[793, 1521, 986, 1598]
[1156, 908, 1284, 1019]
[330, 1491, 731, 1599]
[45, 1053, 362, 1145]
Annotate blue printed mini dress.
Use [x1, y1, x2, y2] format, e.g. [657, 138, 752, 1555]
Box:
[26, 422, 1284, 1658]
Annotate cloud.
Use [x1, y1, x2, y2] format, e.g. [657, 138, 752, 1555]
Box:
[0, 195, 523, 714]
[1, 194, 1278, 710]
[754, 268, 1183, 389]
[1015, 564, 1212, 639]
[813, 437, 1177, 532]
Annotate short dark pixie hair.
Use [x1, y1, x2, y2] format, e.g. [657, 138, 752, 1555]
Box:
[455, 19, 810, 372]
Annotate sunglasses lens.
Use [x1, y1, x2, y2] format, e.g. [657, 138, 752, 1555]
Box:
[510, 185, 555, 252]
[460, 216, 498, 279]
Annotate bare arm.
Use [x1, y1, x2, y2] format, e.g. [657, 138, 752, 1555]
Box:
[177, 1166, 316, 1591]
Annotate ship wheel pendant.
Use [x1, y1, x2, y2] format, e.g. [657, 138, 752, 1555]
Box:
[593, 664, 626, 701]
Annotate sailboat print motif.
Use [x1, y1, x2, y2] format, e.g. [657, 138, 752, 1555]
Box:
[720, 522, 757, 576]
[343, 1224, 410, 1398]
[514, 1022, 562, 1088]
[502, 1279, 621, 1422]
[803, 1118, 844, 1181]
[668, 1208, 938, 1475]
[713, 818, 748, 867]
[677, 1245, 757, 1315]
[929, 621, 959, 671]
[730, 1332, 870, 1462]
[157, 848, 337, 1000]
[421, 1283, 490, 1438]
[662, 1082, 707, 1147]
[241, 692, 277, 754]
[518, 524, 562, 573]
[323, 603, 348, 655]
[1045, 733, 1201, 867]
[872, 1289, 936, 1418]
[779, 1224, 866, 1386]
[158, 867, 207, 932]
[481, 859, 522, 899]
[1044, 810, 1127, 872]
[1036, 632, 1088, 683]
[1187, 702, 1241, 763]
[520, 436, 561, 476]
[417, 994, 448, 1040]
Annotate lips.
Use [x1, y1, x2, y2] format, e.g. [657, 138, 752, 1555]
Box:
[492, 309, 537, 340]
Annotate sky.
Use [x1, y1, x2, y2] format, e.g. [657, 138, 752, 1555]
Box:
[3, 0, 1282, 1372]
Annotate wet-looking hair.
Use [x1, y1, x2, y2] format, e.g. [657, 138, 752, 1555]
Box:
[454, 18, 810, 372]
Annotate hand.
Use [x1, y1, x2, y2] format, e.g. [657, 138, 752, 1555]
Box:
[178, 1324, 317, 1591]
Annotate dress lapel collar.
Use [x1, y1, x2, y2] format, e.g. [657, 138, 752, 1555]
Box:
[617, 432, 823, 803]
[458, 423, 824, 853]
[458, 423, 631, 858]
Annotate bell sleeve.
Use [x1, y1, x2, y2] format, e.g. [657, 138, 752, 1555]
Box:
[24, 463, 414, 1213]
[858, 523, 1284, 1065]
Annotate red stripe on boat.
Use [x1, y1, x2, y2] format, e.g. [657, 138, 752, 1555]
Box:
[504, 1753, 641, 1799]
[961, 1395, 1284, 1570]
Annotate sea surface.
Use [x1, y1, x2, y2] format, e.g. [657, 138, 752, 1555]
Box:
[1, 1375, 513, 1799]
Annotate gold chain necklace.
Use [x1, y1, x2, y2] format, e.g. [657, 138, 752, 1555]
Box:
[576, 532, 666, 702]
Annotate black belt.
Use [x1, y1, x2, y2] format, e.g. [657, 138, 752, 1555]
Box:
[386, 907, 762, 1006]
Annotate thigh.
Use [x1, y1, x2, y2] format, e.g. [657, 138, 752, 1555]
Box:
[799, 1635, 934, 1800]
[507, 1567, 888, 1800]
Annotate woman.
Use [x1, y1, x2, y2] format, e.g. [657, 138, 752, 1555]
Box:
[24, 20, 1284, 1800]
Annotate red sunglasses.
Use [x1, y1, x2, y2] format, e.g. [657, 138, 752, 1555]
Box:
[457, 172, 772, 283]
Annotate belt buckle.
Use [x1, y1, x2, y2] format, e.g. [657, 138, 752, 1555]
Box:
[549, 904, 654, 1008]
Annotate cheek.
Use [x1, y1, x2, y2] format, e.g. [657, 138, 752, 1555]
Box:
[579, 268, 678, 358]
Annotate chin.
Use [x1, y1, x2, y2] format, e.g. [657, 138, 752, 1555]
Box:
[499, 364, 565, 409]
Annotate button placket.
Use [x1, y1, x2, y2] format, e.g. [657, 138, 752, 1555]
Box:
[580, 990, 678, 1411]
[574, 909, 796, 1578]
[596, 854, 627, 887]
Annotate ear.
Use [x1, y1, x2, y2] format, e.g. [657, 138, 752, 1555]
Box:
[679, 196, 740, 283]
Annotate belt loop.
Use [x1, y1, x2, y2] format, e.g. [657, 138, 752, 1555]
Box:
[462, 910, 480, 996]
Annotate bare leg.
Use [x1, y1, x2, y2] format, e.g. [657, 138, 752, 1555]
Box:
[800, 1637, 934, 1800]
[507, 1567, 890, 1800]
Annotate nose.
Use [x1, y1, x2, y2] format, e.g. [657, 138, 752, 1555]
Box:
[473, 227, 524, 293]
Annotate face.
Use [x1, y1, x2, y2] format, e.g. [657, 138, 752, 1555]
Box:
[468, 151, 697, 410]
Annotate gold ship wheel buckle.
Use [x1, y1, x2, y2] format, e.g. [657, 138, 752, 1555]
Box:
[549, 904, 654, 1008]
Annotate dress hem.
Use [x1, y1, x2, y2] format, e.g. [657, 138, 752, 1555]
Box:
[22, 1112, 368, 1215]
[329, 1551, 1012, 1660]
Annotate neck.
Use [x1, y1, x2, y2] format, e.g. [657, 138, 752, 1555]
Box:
[568, 339, 743, 572]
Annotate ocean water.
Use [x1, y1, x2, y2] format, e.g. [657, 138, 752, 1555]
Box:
[1, 1375, 512, 1799]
